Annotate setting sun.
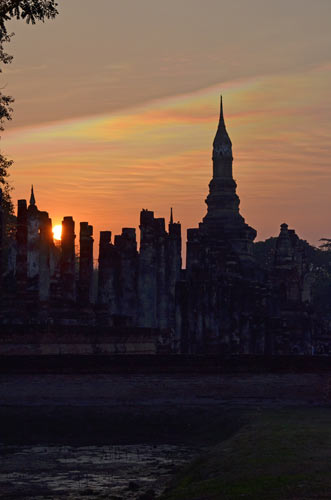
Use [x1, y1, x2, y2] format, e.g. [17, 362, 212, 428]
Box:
[52, 224, 62, 241]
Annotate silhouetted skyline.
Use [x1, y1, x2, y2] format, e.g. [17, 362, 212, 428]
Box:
[2, 0, 331, 246]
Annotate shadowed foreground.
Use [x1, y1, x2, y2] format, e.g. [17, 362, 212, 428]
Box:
[1, 372, 331, 499]
[161, 409, 331, 500]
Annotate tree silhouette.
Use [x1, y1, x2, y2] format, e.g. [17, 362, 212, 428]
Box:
[0, 1, 58, 220]
[319, 238, 331, 252]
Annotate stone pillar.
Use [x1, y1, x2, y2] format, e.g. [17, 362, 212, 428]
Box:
[155, 217, 168, 329]
[97, 231, 121, 324]
[114, 227, 138, 324]
[27, 203, 40, 291]
[98, 231, 111, 307]
[60, 216, 76, 302]
[39, 211, 53, 303]
[16, 199, 28, 292]
[79, 222, 94, 306]
[138, 210, 157, 328]
[167, 220, 182, 330]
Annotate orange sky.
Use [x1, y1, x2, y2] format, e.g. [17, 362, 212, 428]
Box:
[1, 0, 331, 259]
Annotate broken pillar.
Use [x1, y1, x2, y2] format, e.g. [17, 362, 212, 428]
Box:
[78, 222, 94, 306]
[137, 210, 157, 328]
[114, 227, 138, 324]
[155, 217, 168, 329]
[98, 231, 112, 307]
[60, 216, 76, 303]
[97, 231, 120, 324]
[39, 211, 53, 304]
[167, 212, 182, 330]
[16, 199, 28, 293]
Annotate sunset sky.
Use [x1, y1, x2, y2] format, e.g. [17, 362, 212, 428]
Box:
[2, 0, 331, 257]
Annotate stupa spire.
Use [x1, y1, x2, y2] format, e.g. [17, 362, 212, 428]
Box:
[170, 207, 173, 225]
[202, 96, 257, 262]
[220, 94, 224, 123]
[30, 185, 36, 206]
[213, 95, 232, 159]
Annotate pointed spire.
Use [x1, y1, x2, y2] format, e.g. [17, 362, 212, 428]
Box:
[217, 94, 228, 135]
[220, 94, 224, 124]
[216, 94, 226, 132]
[170, 207, 173, 225]
[213, 94, 232, 154]
[30, 185, 36, 206]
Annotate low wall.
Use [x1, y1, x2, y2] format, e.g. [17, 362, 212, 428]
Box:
[0, 327, 159, 356]
[1, 354, 331, 374]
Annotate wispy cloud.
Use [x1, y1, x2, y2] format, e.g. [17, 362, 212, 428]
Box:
[4, 64, 331, 250]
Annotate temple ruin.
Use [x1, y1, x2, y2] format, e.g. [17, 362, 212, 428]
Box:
[0, 98, 328, 356]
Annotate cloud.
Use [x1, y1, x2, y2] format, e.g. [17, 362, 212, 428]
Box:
[4, 64, 331, 250]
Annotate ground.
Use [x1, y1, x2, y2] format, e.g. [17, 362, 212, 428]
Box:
[0, 372, 331, 499]
[161, 408, 331, 500]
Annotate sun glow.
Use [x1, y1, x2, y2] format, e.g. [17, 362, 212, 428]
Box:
[52, 224, 62, 241]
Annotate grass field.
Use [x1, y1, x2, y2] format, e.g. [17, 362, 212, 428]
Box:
[161, 408, 331, 500]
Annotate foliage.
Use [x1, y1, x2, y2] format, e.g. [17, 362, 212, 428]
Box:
[0, 154, 15, 254]
[319, 238, 331, 251]
[0, 152, 13, 210]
